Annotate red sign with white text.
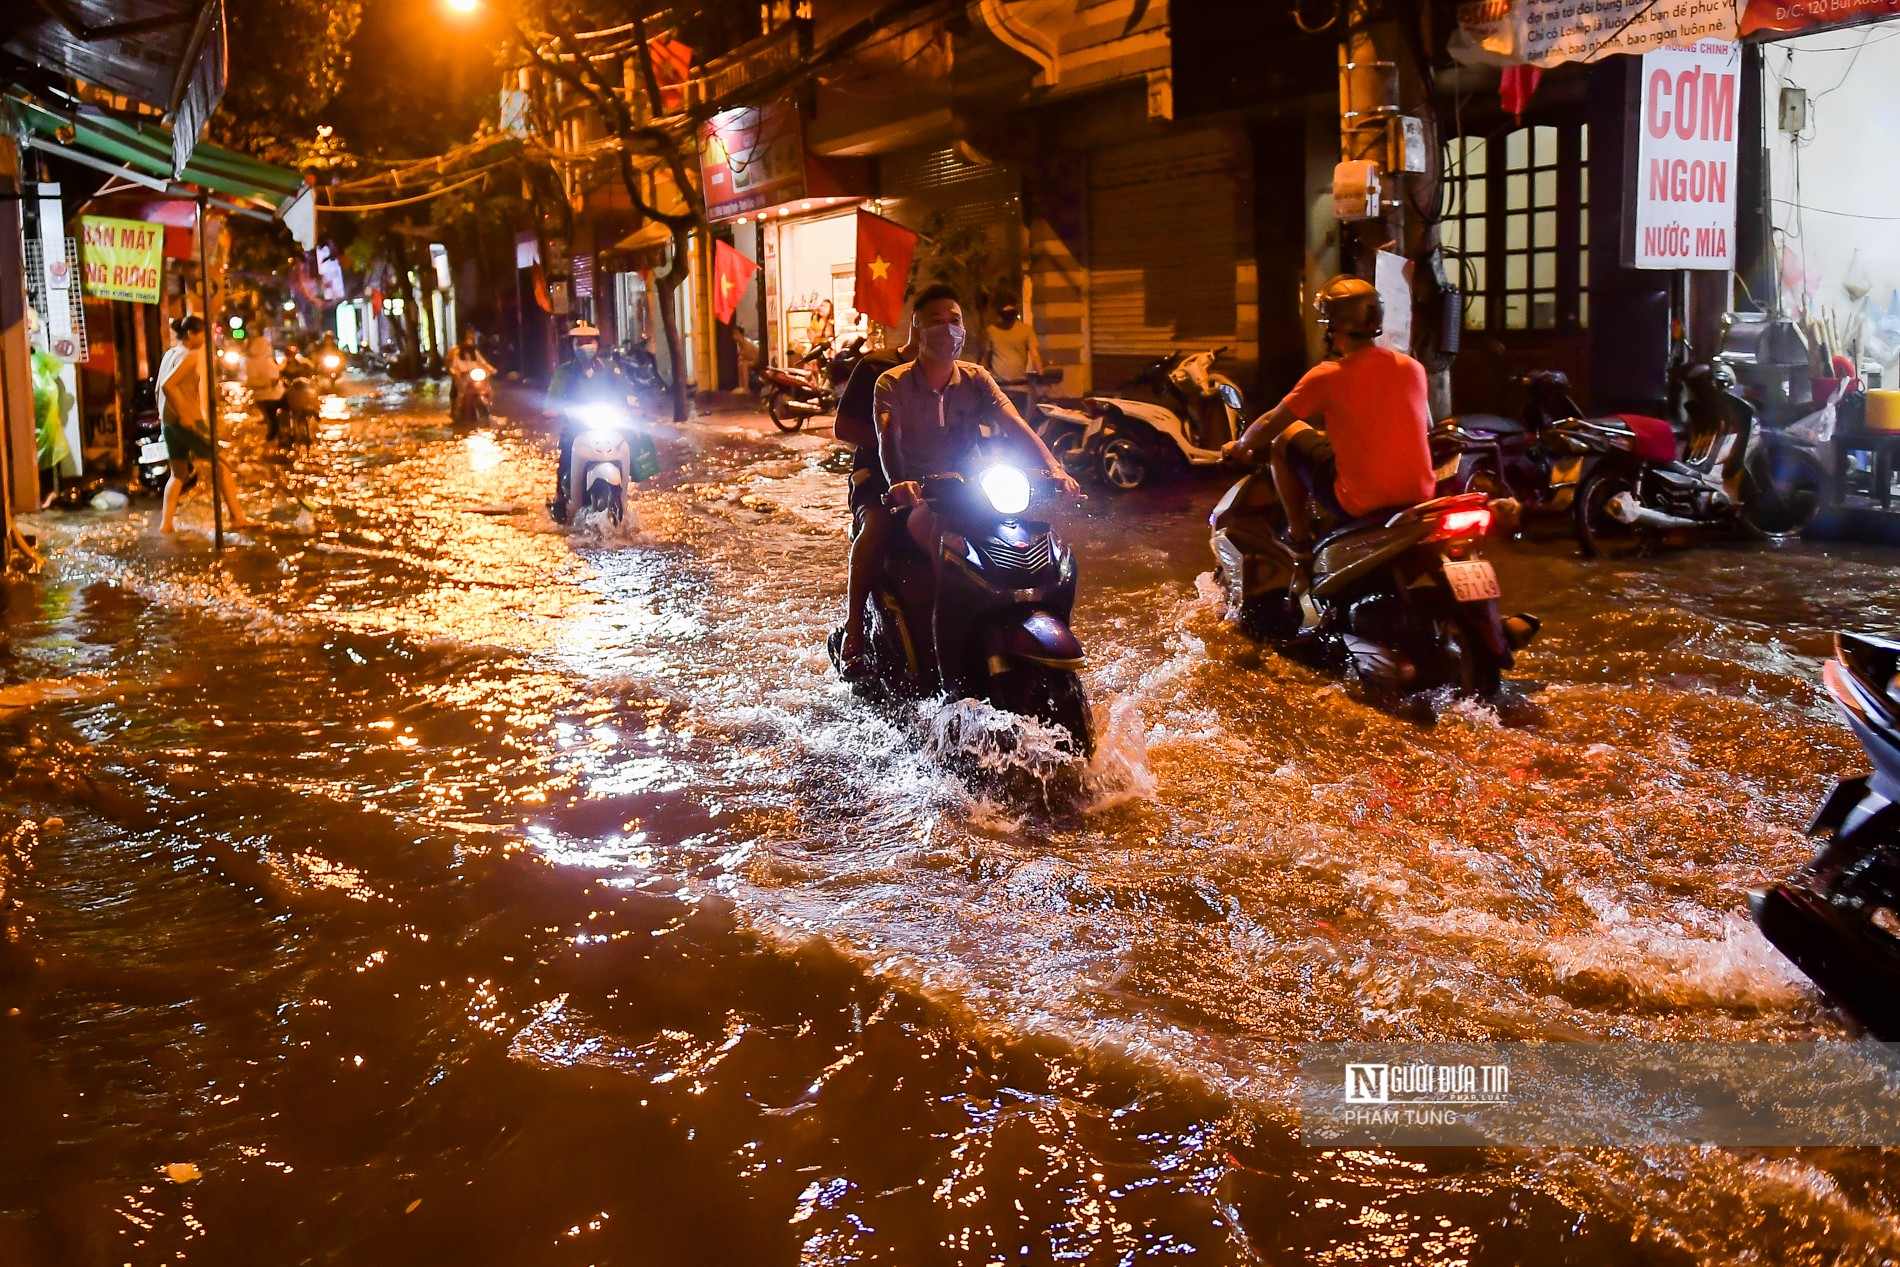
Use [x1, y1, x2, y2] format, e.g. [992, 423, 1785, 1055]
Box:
[1742, 0, 1900, 34]
[1630, 41, 1740, 271]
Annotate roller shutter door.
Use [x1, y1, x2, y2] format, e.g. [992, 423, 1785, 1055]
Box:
[1088, 130, 1238, 388]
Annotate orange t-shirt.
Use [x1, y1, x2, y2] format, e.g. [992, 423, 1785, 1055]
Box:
[1278, 346, 1436, 517]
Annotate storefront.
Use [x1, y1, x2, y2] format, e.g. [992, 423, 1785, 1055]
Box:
[699, 103, 870, 377]
[1754, 19, 1900, 388]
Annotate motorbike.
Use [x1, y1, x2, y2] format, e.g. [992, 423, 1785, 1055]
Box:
[1751, 630, 1900, 1040]
[617, 340, 667, 411]
[827, 464, 1093, 758]
[281, 372, 320, 447]
[1428, 370, 1641, 513]
[1209, 464, 1539, 697]
[761, 336, 864, 433]
[316, 348, 345, 392]
[558, 399, 655, 525]
[129, 381, 170, 494]
[1079, 347, 1246, 490]
[1559, 363, 1828, 558]
[453, 365, 494, 426]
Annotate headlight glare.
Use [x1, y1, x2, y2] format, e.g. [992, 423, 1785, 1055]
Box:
[979, 465, 1032, 515]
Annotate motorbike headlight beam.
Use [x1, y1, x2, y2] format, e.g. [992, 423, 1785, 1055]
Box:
[979, 465, 1032, 516]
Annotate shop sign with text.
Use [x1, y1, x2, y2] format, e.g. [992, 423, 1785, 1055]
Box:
[1629, 41, 1739, 271]
[699, 103, 805, 221]
[78, 216, 164, 303]
[1742, 0, 1900, 34]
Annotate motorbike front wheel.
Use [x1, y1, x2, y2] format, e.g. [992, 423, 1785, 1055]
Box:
[1741, 448, 1827, 540]
[1574, 469, 1659, 560]
[995, 664, 1095, 760]
[765, 389, 804, 433]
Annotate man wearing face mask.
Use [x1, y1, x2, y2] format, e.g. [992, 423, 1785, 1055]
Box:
[874, 283, 1080, 685]
[544, 322, 638, 522]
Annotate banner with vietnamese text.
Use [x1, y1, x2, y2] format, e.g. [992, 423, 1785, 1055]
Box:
[1451, 0, 1741, 67]
[78, 216, 163, 304]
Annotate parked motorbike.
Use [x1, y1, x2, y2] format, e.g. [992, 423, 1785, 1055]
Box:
[1751, 630, 1900, 1040]
[559, 400, 655, 525]
[1560, 364, 1828, 558]
[453, 365, 494, 426]
[1428, 370, 1635, 513]
[617, 340, 667, 411]
[827, 465, 1093, 758]
[1209, 463, 1539, 697]
[1080, 347, 1245, 490]
[761, 336, 864, 432]
[128, 381, 170, 494]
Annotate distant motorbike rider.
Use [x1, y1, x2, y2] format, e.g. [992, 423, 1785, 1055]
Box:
[544, 322, 637, 522]
[447, 329, 495, 418]
[1222, 274, 1435, 551]
[834, 332, 913, 674]
[877, 283, 1081, 685]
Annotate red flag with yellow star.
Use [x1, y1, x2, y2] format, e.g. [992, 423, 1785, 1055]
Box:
[854, 211, 917, 329]
[711, 240, 756, 325]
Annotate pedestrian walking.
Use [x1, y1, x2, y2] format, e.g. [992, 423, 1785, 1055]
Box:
[244, 329, 286, 442]
[156, 315, 257, 535]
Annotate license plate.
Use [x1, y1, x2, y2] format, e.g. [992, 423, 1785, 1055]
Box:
[1442, 559, 1501, 602]
[139, 441, 169, 463]
[1550, 456, 1584, 486]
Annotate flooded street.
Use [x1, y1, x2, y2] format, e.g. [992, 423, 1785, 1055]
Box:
[2, 380, 1896, 1265]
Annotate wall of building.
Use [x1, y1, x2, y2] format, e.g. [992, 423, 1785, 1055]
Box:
[1764, 25, 1900, 378]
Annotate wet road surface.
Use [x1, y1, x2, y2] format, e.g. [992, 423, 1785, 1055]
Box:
[0, 377, 1895, 1265]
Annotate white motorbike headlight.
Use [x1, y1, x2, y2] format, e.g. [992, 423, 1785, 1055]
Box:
[570, 402, 623, 430]
[469, 366, 487, 382]
[979, 464, 1032, 516]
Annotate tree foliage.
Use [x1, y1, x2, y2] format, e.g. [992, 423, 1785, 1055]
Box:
[217, 0, 364, 162]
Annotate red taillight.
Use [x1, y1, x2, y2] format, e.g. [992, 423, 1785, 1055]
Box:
[1429, 506, 1492, 540]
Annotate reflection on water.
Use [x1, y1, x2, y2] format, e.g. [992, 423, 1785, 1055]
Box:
[1, 380, 1896, 1265]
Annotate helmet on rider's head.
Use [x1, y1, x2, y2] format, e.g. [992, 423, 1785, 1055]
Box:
[567, 322, 601, 341]
[1314, 274, 1383, 341]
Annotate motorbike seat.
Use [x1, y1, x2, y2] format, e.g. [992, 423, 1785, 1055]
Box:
[1315, 505, 1412, 549]
[1613, 414, 1680, 464]
[1440, 411, 1526, 437]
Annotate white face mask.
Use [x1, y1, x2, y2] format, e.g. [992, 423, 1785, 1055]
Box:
[915, 322, 964, 362]
[576, 343, 598, 359]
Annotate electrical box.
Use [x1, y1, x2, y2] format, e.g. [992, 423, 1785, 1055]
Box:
[1779, 86, 1808, 134]
[1333, 161, 1382, 221]
[1390, 116, 1428, 174]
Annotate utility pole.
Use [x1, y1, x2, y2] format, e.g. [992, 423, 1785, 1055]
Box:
[1334, 0, 1453, 415]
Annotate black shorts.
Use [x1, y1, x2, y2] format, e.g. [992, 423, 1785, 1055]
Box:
[1281, 427, 1345, 519]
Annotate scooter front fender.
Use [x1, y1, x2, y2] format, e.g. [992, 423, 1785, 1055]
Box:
[990, 609, 1085, 670]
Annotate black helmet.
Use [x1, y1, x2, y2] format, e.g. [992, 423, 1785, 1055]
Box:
[1315, 274, 1383, 341]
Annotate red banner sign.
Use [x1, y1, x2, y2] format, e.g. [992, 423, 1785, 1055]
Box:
[699, 104, 806, 221]
[1741, 0, 1900, 32]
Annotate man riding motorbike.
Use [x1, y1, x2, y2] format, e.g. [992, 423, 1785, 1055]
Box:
[876, 283, 1082, 689]
[1221, 274, 1436, 553]
[544, 322, 637, 523]
[834, 331, 912, 675]
[447, 329, 495, 419]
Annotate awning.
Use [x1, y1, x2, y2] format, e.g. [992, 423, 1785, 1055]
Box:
[600, 220, 673, 273]
[4, 93, 313, 249]
[1, 0, 226, 173]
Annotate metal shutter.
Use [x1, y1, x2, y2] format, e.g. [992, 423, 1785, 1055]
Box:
[1088, 130, 1238, 386]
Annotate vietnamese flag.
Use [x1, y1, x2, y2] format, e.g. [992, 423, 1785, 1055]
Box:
[712, 240, 756, 325]
[649, 35, 692, 113]
[854, 211, 917, 329]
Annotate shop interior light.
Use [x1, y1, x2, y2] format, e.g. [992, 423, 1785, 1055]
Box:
[736, 216, 747, 224]
[801, 201, 812, 209]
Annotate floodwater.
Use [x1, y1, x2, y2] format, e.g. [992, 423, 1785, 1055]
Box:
[1, 378, 1895, 1265]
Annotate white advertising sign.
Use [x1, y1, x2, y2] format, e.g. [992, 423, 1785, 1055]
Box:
[1631, 41, 1740, 271]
